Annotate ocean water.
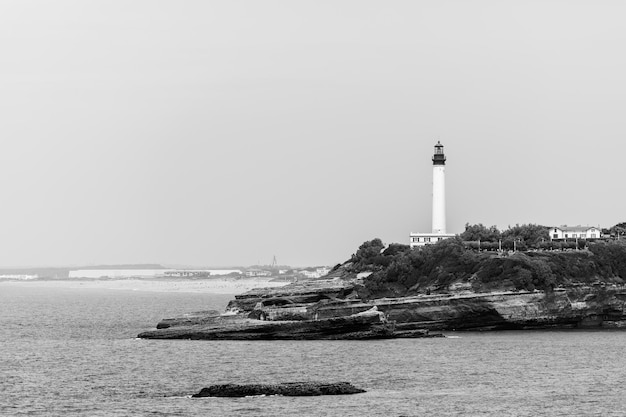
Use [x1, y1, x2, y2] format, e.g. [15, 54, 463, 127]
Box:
[1, 283, 626, 416]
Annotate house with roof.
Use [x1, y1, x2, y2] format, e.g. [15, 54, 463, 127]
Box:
[549, 225, 601, 241]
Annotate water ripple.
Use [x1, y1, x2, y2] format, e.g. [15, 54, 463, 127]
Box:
[1, 285, 626, 416]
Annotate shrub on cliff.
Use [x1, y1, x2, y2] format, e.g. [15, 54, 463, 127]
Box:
[356, 238, 626, 298]
[607, 222, 626, 237]
[460, 223, 501, 242]
[350, 239, 411, 272]
[363, 238, 481, 296]
[461, 223, 551, 249]
[351, 238, 386, 270]
[588, 241, 626, 279]
[501, 224, 550, 246]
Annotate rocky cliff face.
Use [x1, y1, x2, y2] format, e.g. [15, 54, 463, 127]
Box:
[225, 278, 357, 313]
[371, 286, 626, 330]
[138, 276, 626, 340]
[222, 278, 626, 331]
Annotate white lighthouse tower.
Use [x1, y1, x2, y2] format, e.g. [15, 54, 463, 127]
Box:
[410, 141, 455, 247]
[431, 141, 447, 234]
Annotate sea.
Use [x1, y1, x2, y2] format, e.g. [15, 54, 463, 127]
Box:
[1, 283, 626, 417]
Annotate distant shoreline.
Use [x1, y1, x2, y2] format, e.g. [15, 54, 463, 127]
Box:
[0, 277, 289, 295]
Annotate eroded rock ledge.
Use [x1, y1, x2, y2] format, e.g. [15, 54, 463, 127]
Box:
[137, 276, 626, 340]
[191, 382, 365, 397]
[138, 307, 439, 340]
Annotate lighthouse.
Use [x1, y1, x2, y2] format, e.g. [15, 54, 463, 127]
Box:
[431, 141, 447, 234]
[409, 141, 455, 247]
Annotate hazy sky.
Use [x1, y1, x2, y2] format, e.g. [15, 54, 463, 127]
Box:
[1, 1, 625, 267]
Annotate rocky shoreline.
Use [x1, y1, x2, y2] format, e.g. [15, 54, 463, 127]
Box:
[137, 271, 626, 340]
[138, 307, 440, 340]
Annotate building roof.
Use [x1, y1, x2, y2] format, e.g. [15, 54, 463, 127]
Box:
[552, 225, 599, 232]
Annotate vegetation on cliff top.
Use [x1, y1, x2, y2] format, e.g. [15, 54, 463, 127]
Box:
[350, 228, 626, 299]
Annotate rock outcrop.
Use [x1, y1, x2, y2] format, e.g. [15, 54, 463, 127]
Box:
[191, 382, 365, 397]
[138, 307, 440, 340]
[156, 310, 221, 329]
[371, 286, 626, 330]
[226, 278, 358, 314]
[138, 273, 626, 340]
[224, 278, 626, 330]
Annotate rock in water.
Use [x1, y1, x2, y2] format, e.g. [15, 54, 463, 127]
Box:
[191, 382, 366, 397]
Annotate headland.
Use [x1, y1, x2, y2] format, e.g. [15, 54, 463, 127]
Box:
[138, 235, 626, 340]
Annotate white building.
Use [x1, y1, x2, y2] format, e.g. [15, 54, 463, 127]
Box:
[165, 269, 242, 277]
[244, 269, 272, 277]
[69, 268, 242, 279]
[299, 267, 331, 279]
[0, 274, 39, 280]
[68, 269, 169, 279]
[410, 141, 455, 247]
[550, 226, 601, 241]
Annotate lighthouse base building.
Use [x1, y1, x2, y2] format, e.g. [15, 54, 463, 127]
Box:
[410, 141, 455, 248]
[409, 232, 455, 247]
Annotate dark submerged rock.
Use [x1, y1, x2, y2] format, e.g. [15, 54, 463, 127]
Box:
[191, 382, 366, 397]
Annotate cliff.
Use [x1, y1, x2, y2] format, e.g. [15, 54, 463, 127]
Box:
[219, 278, 626, 331]
[138, 275, 626, 340]
[370, 285, 626, 330]
[138, 239, 626, 339]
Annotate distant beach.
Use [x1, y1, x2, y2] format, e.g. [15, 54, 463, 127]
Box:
[0, 277, 289, 295]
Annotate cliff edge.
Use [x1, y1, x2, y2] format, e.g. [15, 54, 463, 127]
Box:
[138, 238, 626, 339]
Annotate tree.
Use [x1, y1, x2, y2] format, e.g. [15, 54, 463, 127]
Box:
[481, 241, 499, 251]
[502, 239, 515, 250]
[359, 236, 626, 297]
[460, 223, 501, 242]
[501, 224, 550, 247]
[351, 238, 386, 270]
[512, 268, 534, 291]
[383, 243, 410, 257]
[609, 222, 626, 238]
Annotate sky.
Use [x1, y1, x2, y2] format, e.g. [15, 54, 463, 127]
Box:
[1, 1, 625, 267]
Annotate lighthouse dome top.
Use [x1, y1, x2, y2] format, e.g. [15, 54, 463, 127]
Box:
[432, 141, 446, 165]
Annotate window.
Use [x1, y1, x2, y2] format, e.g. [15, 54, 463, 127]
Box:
[553, 234, 558, 239]
[565, 234, 569, 238]
[426, 237, 431, 242]
[591, 234, 597, 238]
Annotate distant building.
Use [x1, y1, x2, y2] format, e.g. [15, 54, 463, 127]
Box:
[0, 274, 38, 280]
[164, 270, 211, 278]
[244, 269, 272, 277]
[550, 226, 601, 241]
[298, 267, 331, 279]
[69, 268, 242, 279]
[164, 269, 242, 277]
[410, 141, 455, 247]
[410, 234, 453, 246]
[199, 269, 242, 276]
[316, 267, 331, 277]
[68, 269, 168, 279]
